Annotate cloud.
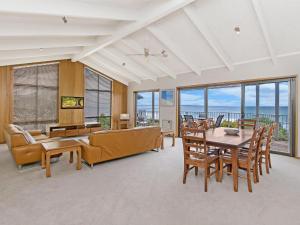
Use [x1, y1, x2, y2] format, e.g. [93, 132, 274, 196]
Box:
[136, 82, 289, 108]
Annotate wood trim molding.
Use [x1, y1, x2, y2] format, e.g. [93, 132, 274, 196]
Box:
[0, 66, 13, 143]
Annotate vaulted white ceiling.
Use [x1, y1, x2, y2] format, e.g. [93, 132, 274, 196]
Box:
[0, 0, 300, 85]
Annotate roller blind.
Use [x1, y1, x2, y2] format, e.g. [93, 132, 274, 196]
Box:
[13, 64, 58, 132]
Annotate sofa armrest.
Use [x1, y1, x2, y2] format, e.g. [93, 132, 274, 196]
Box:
[12, 143, 42, 165]
[79, 139, 102, 165]
[28, 130, 43, 136]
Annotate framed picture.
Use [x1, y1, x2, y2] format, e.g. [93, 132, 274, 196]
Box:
[61, 96, 84, 109]
[160, 89, 175, 106]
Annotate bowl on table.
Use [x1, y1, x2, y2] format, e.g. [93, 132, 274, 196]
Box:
[224, 128, 240, 136]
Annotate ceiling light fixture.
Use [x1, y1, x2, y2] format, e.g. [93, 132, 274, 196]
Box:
[62, 16, 68, 24]
[39, 48, 43, 51]
[234, 26, 241, 35]
[122, 62, 126, 66]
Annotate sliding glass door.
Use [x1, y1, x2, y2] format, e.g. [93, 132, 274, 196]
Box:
[208, 85, 241, 124]
[135, 91, 159, 126]
[179, 88, 205, 119]
[178, 78, 296, 156]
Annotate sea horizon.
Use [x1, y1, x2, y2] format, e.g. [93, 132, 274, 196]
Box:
[137, 105, 288, 116]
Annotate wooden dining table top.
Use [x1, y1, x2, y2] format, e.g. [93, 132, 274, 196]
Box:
[185, 127, 253, 149]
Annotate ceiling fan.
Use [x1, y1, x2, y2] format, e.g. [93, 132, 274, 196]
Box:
[126, 48, 168, 58]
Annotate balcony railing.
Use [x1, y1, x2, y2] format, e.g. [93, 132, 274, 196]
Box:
[136, 110, 289, 142]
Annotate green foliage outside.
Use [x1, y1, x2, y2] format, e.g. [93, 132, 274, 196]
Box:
[98, 114, 111, 129]
[259, 117, 288, 141]
[220, 120, 238, 128]
[220, 117, 288, 141]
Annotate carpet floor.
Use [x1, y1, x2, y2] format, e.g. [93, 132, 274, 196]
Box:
[0, 138, 300, 225]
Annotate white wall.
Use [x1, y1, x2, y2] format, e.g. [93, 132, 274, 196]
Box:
[128, 55, 300, 157]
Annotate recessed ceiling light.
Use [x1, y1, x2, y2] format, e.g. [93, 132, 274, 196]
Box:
[122, 62, 126, 66]
[234, 26, 241, 35]
[62, 16, 68, 24]
[39, 48, 43, 51]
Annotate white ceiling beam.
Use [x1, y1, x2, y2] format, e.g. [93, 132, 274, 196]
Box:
[72, 0, 196, 61]
[0, 47, 81, 60]
[121, 39, 177, 79]
[101, 48, 157, 81]
[0, 37, 96, 51]
[183, 5, 234, 71]
[81, 57, 129, 85]
[147, 26, 202, 76]
[0, 21, 112, 37]
[251, 0, 277, 65]
[0, 0, 137, 21]
[0, 54, 72, 66]
[93, 53, 141, 84]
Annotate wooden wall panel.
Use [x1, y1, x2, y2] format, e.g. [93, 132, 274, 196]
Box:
[0, 66, 12, 143]
[59, 60, 85, 125]
[111, 81, 128, 129]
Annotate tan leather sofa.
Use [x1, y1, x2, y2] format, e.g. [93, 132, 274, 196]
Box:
[80, 126, 162, 166]
[3, 124, 59, 167]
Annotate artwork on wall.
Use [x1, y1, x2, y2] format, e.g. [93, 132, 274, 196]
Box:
[160, 89, 175, 106]
[61, 96, 84, 109]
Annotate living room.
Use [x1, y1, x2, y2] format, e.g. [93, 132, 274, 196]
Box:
[1, 0, 300, 225]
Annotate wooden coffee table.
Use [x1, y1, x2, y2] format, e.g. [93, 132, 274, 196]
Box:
[41, 140, 82, 177]
[161, 130, 175, 150]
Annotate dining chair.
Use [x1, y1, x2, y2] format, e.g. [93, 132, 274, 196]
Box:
[181, 127, 219, 192]
[219, 127, 265, 192]
[238, 119, 257, 129]
[258, 123, 276, 174]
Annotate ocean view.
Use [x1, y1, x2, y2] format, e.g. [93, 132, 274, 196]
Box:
[180, 105, 288, 116]
[137, 105, 288, 116]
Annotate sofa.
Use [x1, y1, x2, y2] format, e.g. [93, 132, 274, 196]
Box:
[80, 126, 162, 166]
[3, 124, 60, 167]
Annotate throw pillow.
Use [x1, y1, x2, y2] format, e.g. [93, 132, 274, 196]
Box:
[23, 131, 36, 144]
[14, 124, 25, 132]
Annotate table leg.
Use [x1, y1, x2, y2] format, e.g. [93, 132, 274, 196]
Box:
[231, 147, 239, 192]
[76, 147, 82, 170]
[41, 151, 46, 169]
[172, 133, 175, 147]
[69, 151, 74, 163]
[161, 135, 165, 150]
[46, 152, 51, 177]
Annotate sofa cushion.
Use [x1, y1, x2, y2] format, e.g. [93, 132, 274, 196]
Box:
[33, 134, 49, 141]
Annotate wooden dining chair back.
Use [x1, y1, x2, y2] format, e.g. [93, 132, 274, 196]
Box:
[238, 119, 257, 129]
[219, 127, 265, 192]
[260, 123, 276, 174]
[181, 127, 219, 192]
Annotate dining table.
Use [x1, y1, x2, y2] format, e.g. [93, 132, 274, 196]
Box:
[185, 127, 253, 192]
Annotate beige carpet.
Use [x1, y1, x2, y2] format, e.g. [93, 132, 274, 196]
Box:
[0, 138, 300, 225]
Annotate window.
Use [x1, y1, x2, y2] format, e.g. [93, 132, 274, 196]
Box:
[135, 91, 159, 126]
[13, 64, 58, 131]
[84, 67, 112, 129]
[179, 88, 205, 119]
[178, 79, 295, 156]
[207, 85, 241, 122]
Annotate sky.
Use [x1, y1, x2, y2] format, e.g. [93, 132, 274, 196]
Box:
[180, 82, 288, 107]
[137, 82, 289, 107]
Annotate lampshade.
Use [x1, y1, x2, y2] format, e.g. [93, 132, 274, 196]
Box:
[120, 113, 130, 120]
